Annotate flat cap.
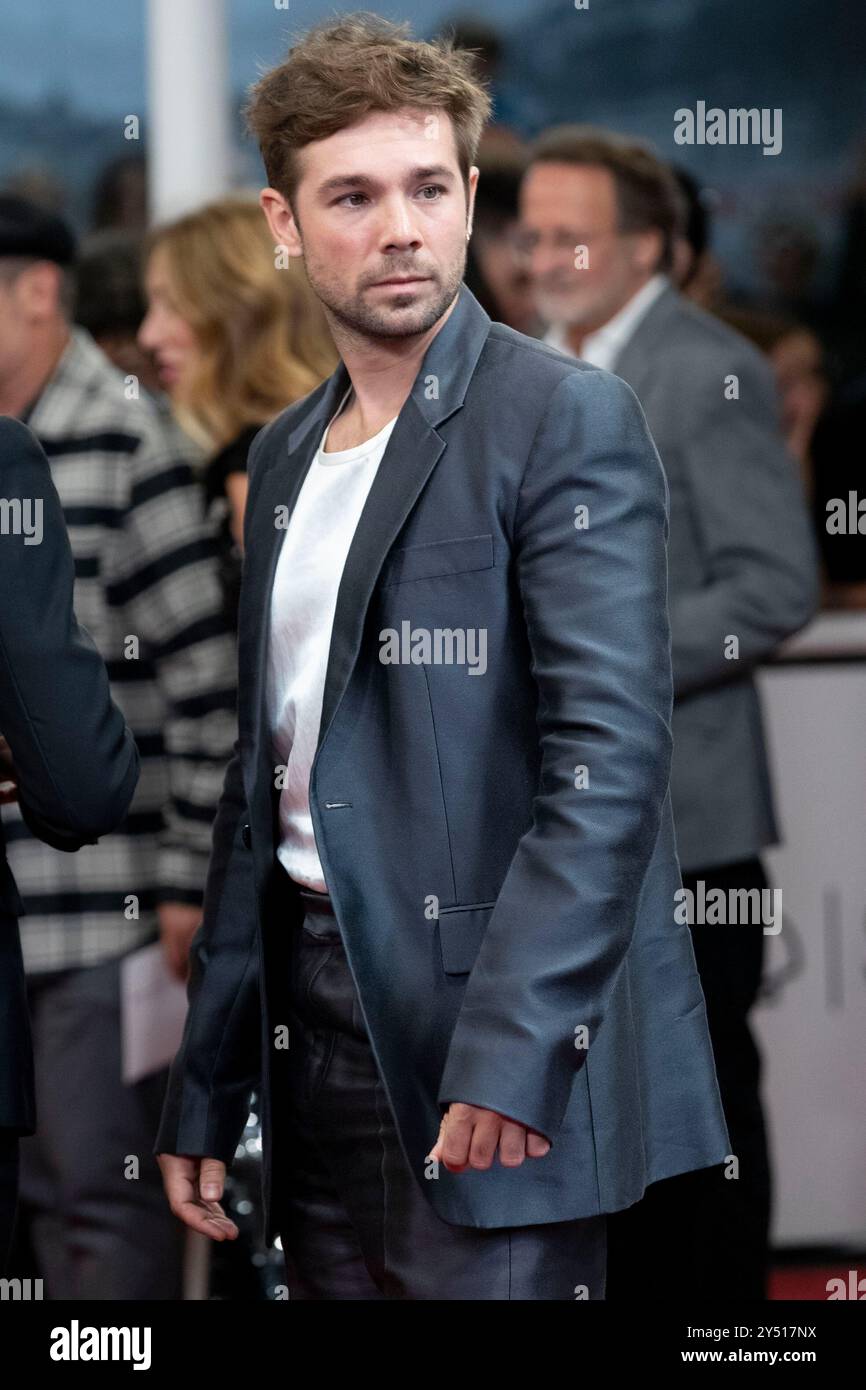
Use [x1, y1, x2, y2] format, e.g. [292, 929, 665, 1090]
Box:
[0, 194, 77, 265]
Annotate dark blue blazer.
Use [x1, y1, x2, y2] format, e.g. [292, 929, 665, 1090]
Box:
[154, 285, 730, 1239]
[0, 417, 139, 1132]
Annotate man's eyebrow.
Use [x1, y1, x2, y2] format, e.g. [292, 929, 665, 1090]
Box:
[317, 165, 456, 196]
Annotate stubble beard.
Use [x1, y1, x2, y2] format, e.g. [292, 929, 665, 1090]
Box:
[302, 244, 468, 341]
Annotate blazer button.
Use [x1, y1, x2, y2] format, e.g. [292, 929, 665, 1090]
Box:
[241, 823, 252, 849]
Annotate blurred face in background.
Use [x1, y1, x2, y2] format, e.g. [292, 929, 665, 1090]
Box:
[260, 107, 477, 341]
[769, 326, 828, 469]
[91, 327, 162, 396]
[472, 221, 538, 334]
[0, 259, 62, 379]
[138, 248, 200, 395]
[519, 162, 662, 334]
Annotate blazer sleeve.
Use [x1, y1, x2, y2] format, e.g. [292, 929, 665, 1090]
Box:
[667, 345, 820, 697]
[436, 368, 674, 1144]
[153, 421, 275, 1162]
[153, 741, 261, 1162]
[0, 417, 139, 849]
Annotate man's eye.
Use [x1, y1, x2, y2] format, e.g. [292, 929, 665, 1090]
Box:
[337, 186, 445, 207]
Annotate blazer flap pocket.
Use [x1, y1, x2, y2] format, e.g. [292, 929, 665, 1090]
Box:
[381, 533, 494, 587]
[437, 901, 496, 975]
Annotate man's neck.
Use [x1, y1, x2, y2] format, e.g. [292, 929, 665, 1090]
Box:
[324, 292, 460, 449]
[563, 274, 657, 359]
[0, 324, 71, 419]
[564, 324, 589, 359]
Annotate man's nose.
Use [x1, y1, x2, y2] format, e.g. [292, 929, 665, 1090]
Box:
[528, 245, 558, 280]
[530, 240, 575, 280]
[137, 312, 154, 349]
[380, 197, 421, 250]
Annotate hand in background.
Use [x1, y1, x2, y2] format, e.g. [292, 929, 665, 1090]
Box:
[0, 735, 19, 805]
[158, 901, 202, 980]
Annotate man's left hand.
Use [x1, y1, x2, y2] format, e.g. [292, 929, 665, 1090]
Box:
[427, 1102, 551, 1171]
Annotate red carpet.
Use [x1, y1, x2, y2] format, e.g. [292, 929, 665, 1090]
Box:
[770, 1263, 864, 1300]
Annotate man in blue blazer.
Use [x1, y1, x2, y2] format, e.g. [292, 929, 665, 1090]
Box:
[0, 416, 139, 1271]
[155, 13, 729, 1300]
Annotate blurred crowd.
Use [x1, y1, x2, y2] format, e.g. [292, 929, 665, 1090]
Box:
[0, 15, 855, 1301]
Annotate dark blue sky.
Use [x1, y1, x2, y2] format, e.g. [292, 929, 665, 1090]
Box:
[0, 0, 529, 114]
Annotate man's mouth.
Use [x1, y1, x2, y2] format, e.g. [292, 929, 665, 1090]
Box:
[372, 276, 430, 287]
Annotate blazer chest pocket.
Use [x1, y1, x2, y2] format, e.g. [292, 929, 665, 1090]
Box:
[437, 901, 496, 975]
[380, 533, 494, 587]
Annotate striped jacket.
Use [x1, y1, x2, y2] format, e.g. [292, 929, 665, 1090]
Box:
[2, 327, 239, 974]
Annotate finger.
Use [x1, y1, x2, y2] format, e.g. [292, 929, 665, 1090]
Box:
[526, 1130, 551, 1158]
[440, 1105, 474, 1172]
[0, 787, 19, 805]
[199, 1158, 227, 1202]
[495, 1120, 527, 1168]
[157, 1154, 199, 1209]
[175, 1198, 239, 1241]
[466, 1111, 502, 1170]
[425, 1113, 448, 1163]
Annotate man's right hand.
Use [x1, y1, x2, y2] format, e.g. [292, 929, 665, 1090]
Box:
[156, 1153, 240, 1241]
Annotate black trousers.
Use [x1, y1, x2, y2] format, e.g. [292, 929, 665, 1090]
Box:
[280, 884, 607, 1300]
[606, 857, 772, 1300]
[0, 1130, 19, 1276]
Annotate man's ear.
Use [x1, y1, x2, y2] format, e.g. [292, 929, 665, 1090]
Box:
[466, 165, 480, 239]
[259, 188, 303, 257]
[633, 227, 664, 276]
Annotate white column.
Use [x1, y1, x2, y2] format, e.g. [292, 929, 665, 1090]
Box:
[146, 0, 231, 223]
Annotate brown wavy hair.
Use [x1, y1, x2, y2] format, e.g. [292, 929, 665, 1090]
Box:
[143, 195, 338, 453]
[243, 12, 493, 211]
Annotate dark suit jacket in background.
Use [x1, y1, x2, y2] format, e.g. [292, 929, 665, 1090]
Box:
[0, 416, 139, 1133]
[155, 284, 730, 1240]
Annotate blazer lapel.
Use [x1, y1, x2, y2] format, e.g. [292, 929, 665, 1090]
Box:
[247, 282, 492, 811]
[244, 362, 351, 768]
[316, 283, 492, 746]
[610, 282, 680, 394]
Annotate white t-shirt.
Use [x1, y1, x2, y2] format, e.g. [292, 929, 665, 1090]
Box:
[266, 387, 399, 891]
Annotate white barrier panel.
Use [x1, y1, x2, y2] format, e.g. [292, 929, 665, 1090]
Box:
[755, 615, 866, 1247]
[147, 0, 231, 222]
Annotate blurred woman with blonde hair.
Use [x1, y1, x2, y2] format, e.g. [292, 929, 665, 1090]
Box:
[139, 194, 338, 625]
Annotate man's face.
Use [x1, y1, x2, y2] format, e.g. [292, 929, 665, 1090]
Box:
[0, 264, 38, 381]
[519, 163, 659, 333]
[260, 107, 477, 340]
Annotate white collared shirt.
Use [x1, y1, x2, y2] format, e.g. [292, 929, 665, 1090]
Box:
[543, 273, 668, 370]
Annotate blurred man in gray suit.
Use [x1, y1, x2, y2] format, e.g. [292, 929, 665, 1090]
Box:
[521, 126, 819, 1299]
